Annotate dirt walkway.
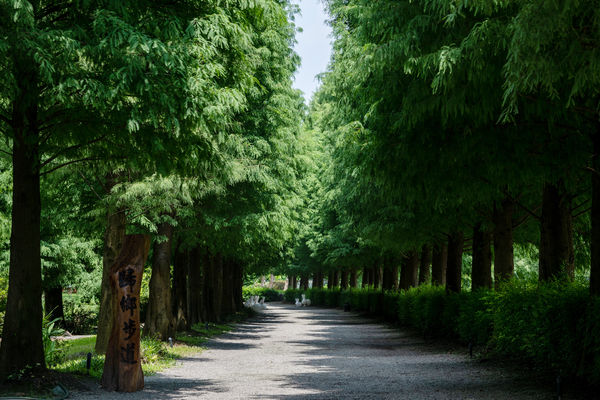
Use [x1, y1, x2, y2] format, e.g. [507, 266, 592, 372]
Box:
[72, 302, 560, 399]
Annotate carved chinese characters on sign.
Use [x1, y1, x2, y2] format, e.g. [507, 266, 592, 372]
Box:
[101, 235, 150, 392]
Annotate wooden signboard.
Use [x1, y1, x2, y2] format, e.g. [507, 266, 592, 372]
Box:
[101, 234, 150, 392]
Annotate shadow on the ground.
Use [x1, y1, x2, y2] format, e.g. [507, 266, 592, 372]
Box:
[256, 305, 567, 400]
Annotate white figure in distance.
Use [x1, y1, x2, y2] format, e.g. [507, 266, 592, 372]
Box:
[301, 293, 311, 307]
[295, 298, 302, 307]
[258, 296, 267, 309]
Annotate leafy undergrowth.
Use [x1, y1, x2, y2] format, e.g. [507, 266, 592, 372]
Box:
[0, 367, 95, 399]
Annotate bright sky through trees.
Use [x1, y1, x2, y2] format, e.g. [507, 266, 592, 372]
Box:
[292, 0, 332, 103]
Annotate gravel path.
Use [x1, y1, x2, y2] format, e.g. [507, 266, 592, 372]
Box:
[71, 302, 559, 399]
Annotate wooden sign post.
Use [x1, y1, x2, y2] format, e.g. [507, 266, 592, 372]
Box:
[101, 234, 150, 392]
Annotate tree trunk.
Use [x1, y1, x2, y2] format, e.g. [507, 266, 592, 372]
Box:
[101, 235, 150, 392]
[418, 245, 431, 285]
[431, 243, 447, 286]
[493, 197, 515, 288]
[327, 271, 334, 288]
[334, 270, 340, 287]
[340, 270, 349, 290]
[0, 84, 45, 377]
[96, 188, 126, 354]
[221, 258, 236, 318]
[44, 287, 64, 325]
[539, 182, 574, 281]
[204, 253, 223, 322]
[315, 271, 320, 288]
[187, 246, 203, 326]
[382, 257, 397, 291]
[172, 245, 188, 331]
[233, 262, 243, 312]
[144, 220, 175, 340]
[350, 269, 357, 288]
[399, 252, 419, 290]
[446, 232, 464, 293]
[592, 129, 600, 295]
[373, 265, 381, 289]
[472, 223, 492, 290]
[300, 274, 308, 290]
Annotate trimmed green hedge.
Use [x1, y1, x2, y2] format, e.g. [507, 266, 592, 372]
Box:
[242, 286, 282, 302]
[285, 282, 600, 385]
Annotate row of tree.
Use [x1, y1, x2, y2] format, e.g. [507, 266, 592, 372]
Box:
[0, 0, 307, 379]
[285, 0, 600, 295]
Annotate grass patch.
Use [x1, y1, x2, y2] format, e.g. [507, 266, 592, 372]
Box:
[53, 336, 202, 378]
[52, 309, 254, 380]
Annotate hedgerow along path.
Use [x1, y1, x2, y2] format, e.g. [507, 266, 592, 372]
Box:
[72, 303, 563, 399]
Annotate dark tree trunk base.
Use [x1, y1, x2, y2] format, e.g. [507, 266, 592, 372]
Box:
[432, 243, 447, 286]
[446, 233, 464, 293]
[400, 252, 419, 290]
[493, 198, 515, 288]
[472, 224, 492, 290]
[419, 245, 431, 285]
[101, 235, 150, 392]
[539, 182, 574, 281]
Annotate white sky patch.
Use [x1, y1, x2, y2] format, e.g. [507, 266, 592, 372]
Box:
[292, 0, 333, 104]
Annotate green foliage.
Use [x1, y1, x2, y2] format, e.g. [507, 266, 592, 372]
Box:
[63, 294, 98, 335]
[42, 313, 65, 367]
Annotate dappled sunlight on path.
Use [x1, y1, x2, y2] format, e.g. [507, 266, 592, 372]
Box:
[72, 303, 561, 399]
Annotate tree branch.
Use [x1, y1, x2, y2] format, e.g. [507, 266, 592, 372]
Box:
[571, 198, 591, 213]
[585, 166, 600, 178]
[40, 157, 100, 176]
[77, 169, 103, 201]
[0, 113, 11, 126]
[512, 213, 530, 230]
[40, 134, 107, 168]
[503, 190, 541, 221]
[573, 207, 592, 219]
